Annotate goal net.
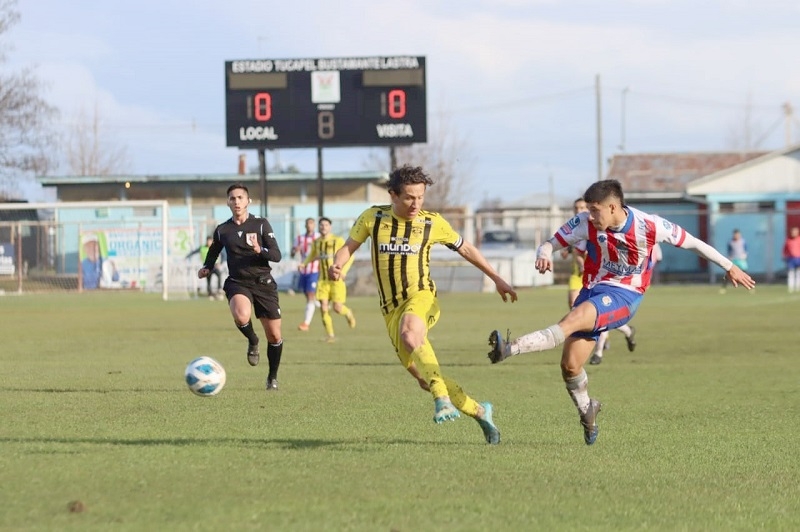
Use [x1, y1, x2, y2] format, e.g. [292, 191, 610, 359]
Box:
[0, 200, 213, 300]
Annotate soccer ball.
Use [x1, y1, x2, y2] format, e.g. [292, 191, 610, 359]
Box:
[184, 356, 226, 397]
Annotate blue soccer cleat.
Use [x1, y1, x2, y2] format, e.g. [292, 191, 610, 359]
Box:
[476, 402, 501, 445]
[433, 398, 460, 424]
[580, 399, 602, 445]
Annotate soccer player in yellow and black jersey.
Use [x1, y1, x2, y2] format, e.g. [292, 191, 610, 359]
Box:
[300, 217, 356, 342]
[328, 165, 517, 444]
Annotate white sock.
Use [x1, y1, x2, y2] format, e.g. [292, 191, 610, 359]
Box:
[304, 301, 316, 324]
[790, 269, 799, 292]
[617, 324, 632, 337]
[594, 331, 609, 356]
[511, 325, 565, 355]
[565, 369, 590, 414]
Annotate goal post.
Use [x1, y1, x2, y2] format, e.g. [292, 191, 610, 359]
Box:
[0, 200, 179, 300]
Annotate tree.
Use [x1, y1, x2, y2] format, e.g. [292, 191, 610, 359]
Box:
[0, 0, 59, 197]
[726, 92, 767, 151]
[66, 103, 131, 176]
[364, 107, 475, 210]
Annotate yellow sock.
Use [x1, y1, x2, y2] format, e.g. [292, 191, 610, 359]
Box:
[409, 344, 448, 399]
[443, 377, 480, 418]
[338, 304, 351, 317]
[321, 310, 334, 337]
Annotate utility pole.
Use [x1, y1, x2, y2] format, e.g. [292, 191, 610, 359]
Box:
[784, 102, 794, 147]
[619, 87, 629, 152]
[595, 74, 603, 181]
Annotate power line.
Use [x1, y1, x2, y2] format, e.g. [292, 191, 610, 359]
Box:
[450, 86, 593, 114]
[622, 89, 778, 111]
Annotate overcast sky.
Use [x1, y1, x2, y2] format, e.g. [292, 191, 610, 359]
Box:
[9, 0, 800, 206]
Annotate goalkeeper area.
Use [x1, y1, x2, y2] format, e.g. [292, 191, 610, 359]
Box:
[0, 200, 297, 299]
[1, 285, 797, 530]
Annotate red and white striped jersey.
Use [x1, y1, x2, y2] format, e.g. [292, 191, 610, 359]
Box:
[294, 233, 320, 274]
[552, 206, 687, 294]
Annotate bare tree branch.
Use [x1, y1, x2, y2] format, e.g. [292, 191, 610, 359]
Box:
[0, 0, 59, 197]
[363, 106, 475, 210]
[66, 103, 131, 176]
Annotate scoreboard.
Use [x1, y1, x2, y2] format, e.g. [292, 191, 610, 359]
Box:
[224, 56, 427, 148]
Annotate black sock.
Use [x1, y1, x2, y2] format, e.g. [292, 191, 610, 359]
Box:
[267, 340, 283, 380]
[237, 321, 259, 345]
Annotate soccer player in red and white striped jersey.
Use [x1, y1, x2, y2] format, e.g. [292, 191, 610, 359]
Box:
[291, 218, 320, 331]
[487, 179, 755, 445]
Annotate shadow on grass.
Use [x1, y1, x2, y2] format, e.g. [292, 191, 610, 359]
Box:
[3, 388, 180, 393]
[0, 436, 472, 449]
[289, 361, 493, 368]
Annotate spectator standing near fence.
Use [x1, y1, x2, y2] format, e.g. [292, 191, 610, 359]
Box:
[784, 227, 800, 293]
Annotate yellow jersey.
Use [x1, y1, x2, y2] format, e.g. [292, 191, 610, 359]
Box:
[350, 205, 462, 314]
[303, 234, 352, 282]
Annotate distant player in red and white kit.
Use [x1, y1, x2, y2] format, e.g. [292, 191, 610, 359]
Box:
[291, 217, 320, 331]
[487, 179, 755, 445]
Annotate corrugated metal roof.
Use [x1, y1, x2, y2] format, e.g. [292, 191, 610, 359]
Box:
[605, 151, 769, 192]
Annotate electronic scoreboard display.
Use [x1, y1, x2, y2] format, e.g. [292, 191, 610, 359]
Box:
[225, 56, 427, 148]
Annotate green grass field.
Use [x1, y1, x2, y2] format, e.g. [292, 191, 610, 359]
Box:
[2, 285, 798, 531]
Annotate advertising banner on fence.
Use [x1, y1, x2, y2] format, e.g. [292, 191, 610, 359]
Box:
[0, 243, 15, 275]
[79, 227, 193, 290]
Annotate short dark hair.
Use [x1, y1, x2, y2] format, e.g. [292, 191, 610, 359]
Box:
[226, 183, 249, 196]
[387, 164, 434, 195]
[584, 179, 624, 205]
[305, 217, 315, 224]
[319, 216, 332, 225]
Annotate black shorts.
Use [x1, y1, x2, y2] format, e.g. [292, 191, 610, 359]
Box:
[223, 277, 282, 320]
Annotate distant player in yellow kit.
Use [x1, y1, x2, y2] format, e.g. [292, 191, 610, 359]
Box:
[301, 217, 356, 342]
[328, 164, 517, 444]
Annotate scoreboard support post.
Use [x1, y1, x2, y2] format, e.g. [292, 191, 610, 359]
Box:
[257, 148, 268, 218]
[316, 147, 324, 217]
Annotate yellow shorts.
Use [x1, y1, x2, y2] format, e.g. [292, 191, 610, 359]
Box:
[383, 290, 440, 368]
[316, 279, 347, 303]
[568, 274, 583, 291]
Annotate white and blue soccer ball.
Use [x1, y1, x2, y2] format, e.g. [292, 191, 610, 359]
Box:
[185, 356, 226, 397]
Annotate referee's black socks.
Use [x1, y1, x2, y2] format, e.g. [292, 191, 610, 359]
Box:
[237, 321, 260, 345]
[267, 340, 283, 379]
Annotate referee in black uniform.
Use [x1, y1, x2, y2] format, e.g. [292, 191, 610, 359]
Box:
[199, 183, 284, 391]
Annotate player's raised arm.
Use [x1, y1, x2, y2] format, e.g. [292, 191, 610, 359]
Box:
[455, 239, 517, 303]
[678, 232, 756, 289]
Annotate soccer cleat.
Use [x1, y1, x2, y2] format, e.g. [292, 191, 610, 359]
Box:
[625, 326, 637, 352]
[487, 329, 511, 364]
[247, 343, 260, 367]
[266, 377, 278, 391]
[580, 399, 602, 445]
[346, 312, 356, 329]
[323, 335, 336, 343]
[297, 322, 309, 332]
[433, 398, 460, 424]
[476, 402, 501, 445]
[589, 353, 603, 365]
